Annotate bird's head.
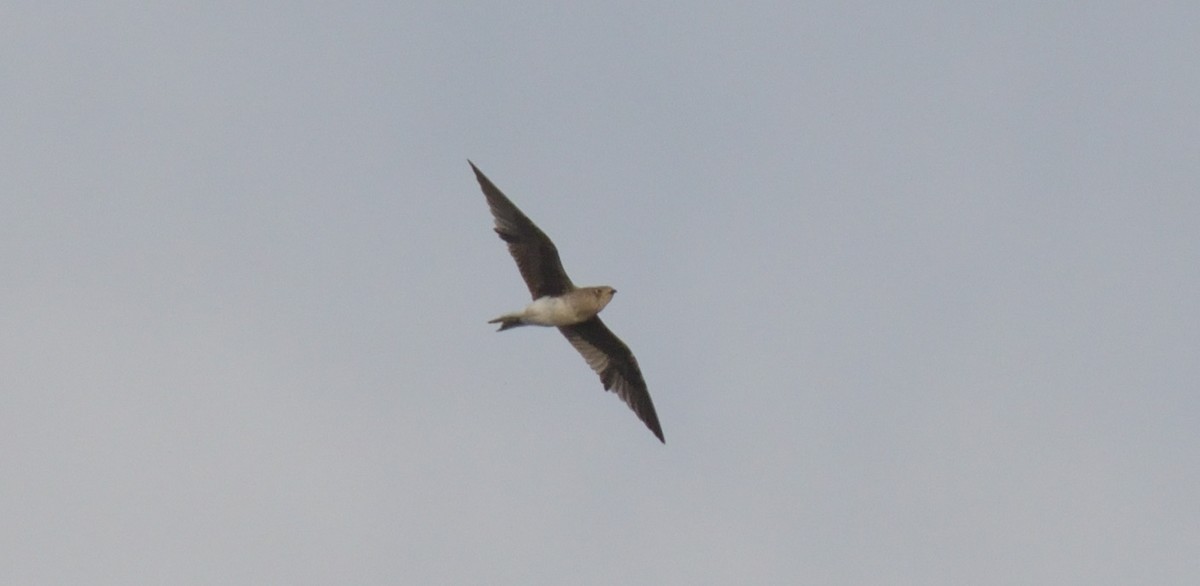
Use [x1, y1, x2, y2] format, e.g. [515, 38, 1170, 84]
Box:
[594, 286, 617, 311]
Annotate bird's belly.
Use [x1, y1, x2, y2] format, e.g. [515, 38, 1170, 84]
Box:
[524, 296, 589, 326]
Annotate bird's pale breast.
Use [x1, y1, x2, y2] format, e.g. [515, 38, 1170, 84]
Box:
[523, 294, 597, 326]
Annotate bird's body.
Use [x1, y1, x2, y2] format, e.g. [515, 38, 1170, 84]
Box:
[469, 161, 665, 443]
[489, 287, 616, 330]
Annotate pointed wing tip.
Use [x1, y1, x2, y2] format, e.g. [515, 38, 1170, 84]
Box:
[644, 414, 665, 443]
[468, 160, 484, 178]
[469, 161, 501, 194]
[631, 393, 665, 444]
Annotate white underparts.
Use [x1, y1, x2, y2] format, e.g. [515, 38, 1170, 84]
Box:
[495, 295, 588, 327]
[526, 296, 584, 326]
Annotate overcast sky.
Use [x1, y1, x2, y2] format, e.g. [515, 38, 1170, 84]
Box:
[3, 2, 1198, 584]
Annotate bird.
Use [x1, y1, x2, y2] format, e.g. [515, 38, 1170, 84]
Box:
[469, 161, 665, 443]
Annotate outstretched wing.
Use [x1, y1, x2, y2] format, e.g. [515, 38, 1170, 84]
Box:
[560, 317, 664, 443]
[470, 161, 574, 299]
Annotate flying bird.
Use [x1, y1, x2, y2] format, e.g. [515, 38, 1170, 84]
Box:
[469, 161, 664, 443]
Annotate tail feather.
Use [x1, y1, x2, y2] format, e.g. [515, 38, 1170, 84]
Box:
[487, 315, 525, 332]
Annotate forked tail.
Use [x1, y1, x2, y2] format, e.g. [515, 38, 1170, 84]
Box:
[487, 315, 525, 332]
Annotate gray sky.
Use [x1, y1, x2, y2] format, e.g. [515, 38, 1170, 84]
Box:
[3, 2, 1198, 584]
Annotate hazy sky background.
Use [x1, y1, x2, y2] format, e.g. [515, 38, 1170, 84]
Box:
[3, 3, 1198, 584]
